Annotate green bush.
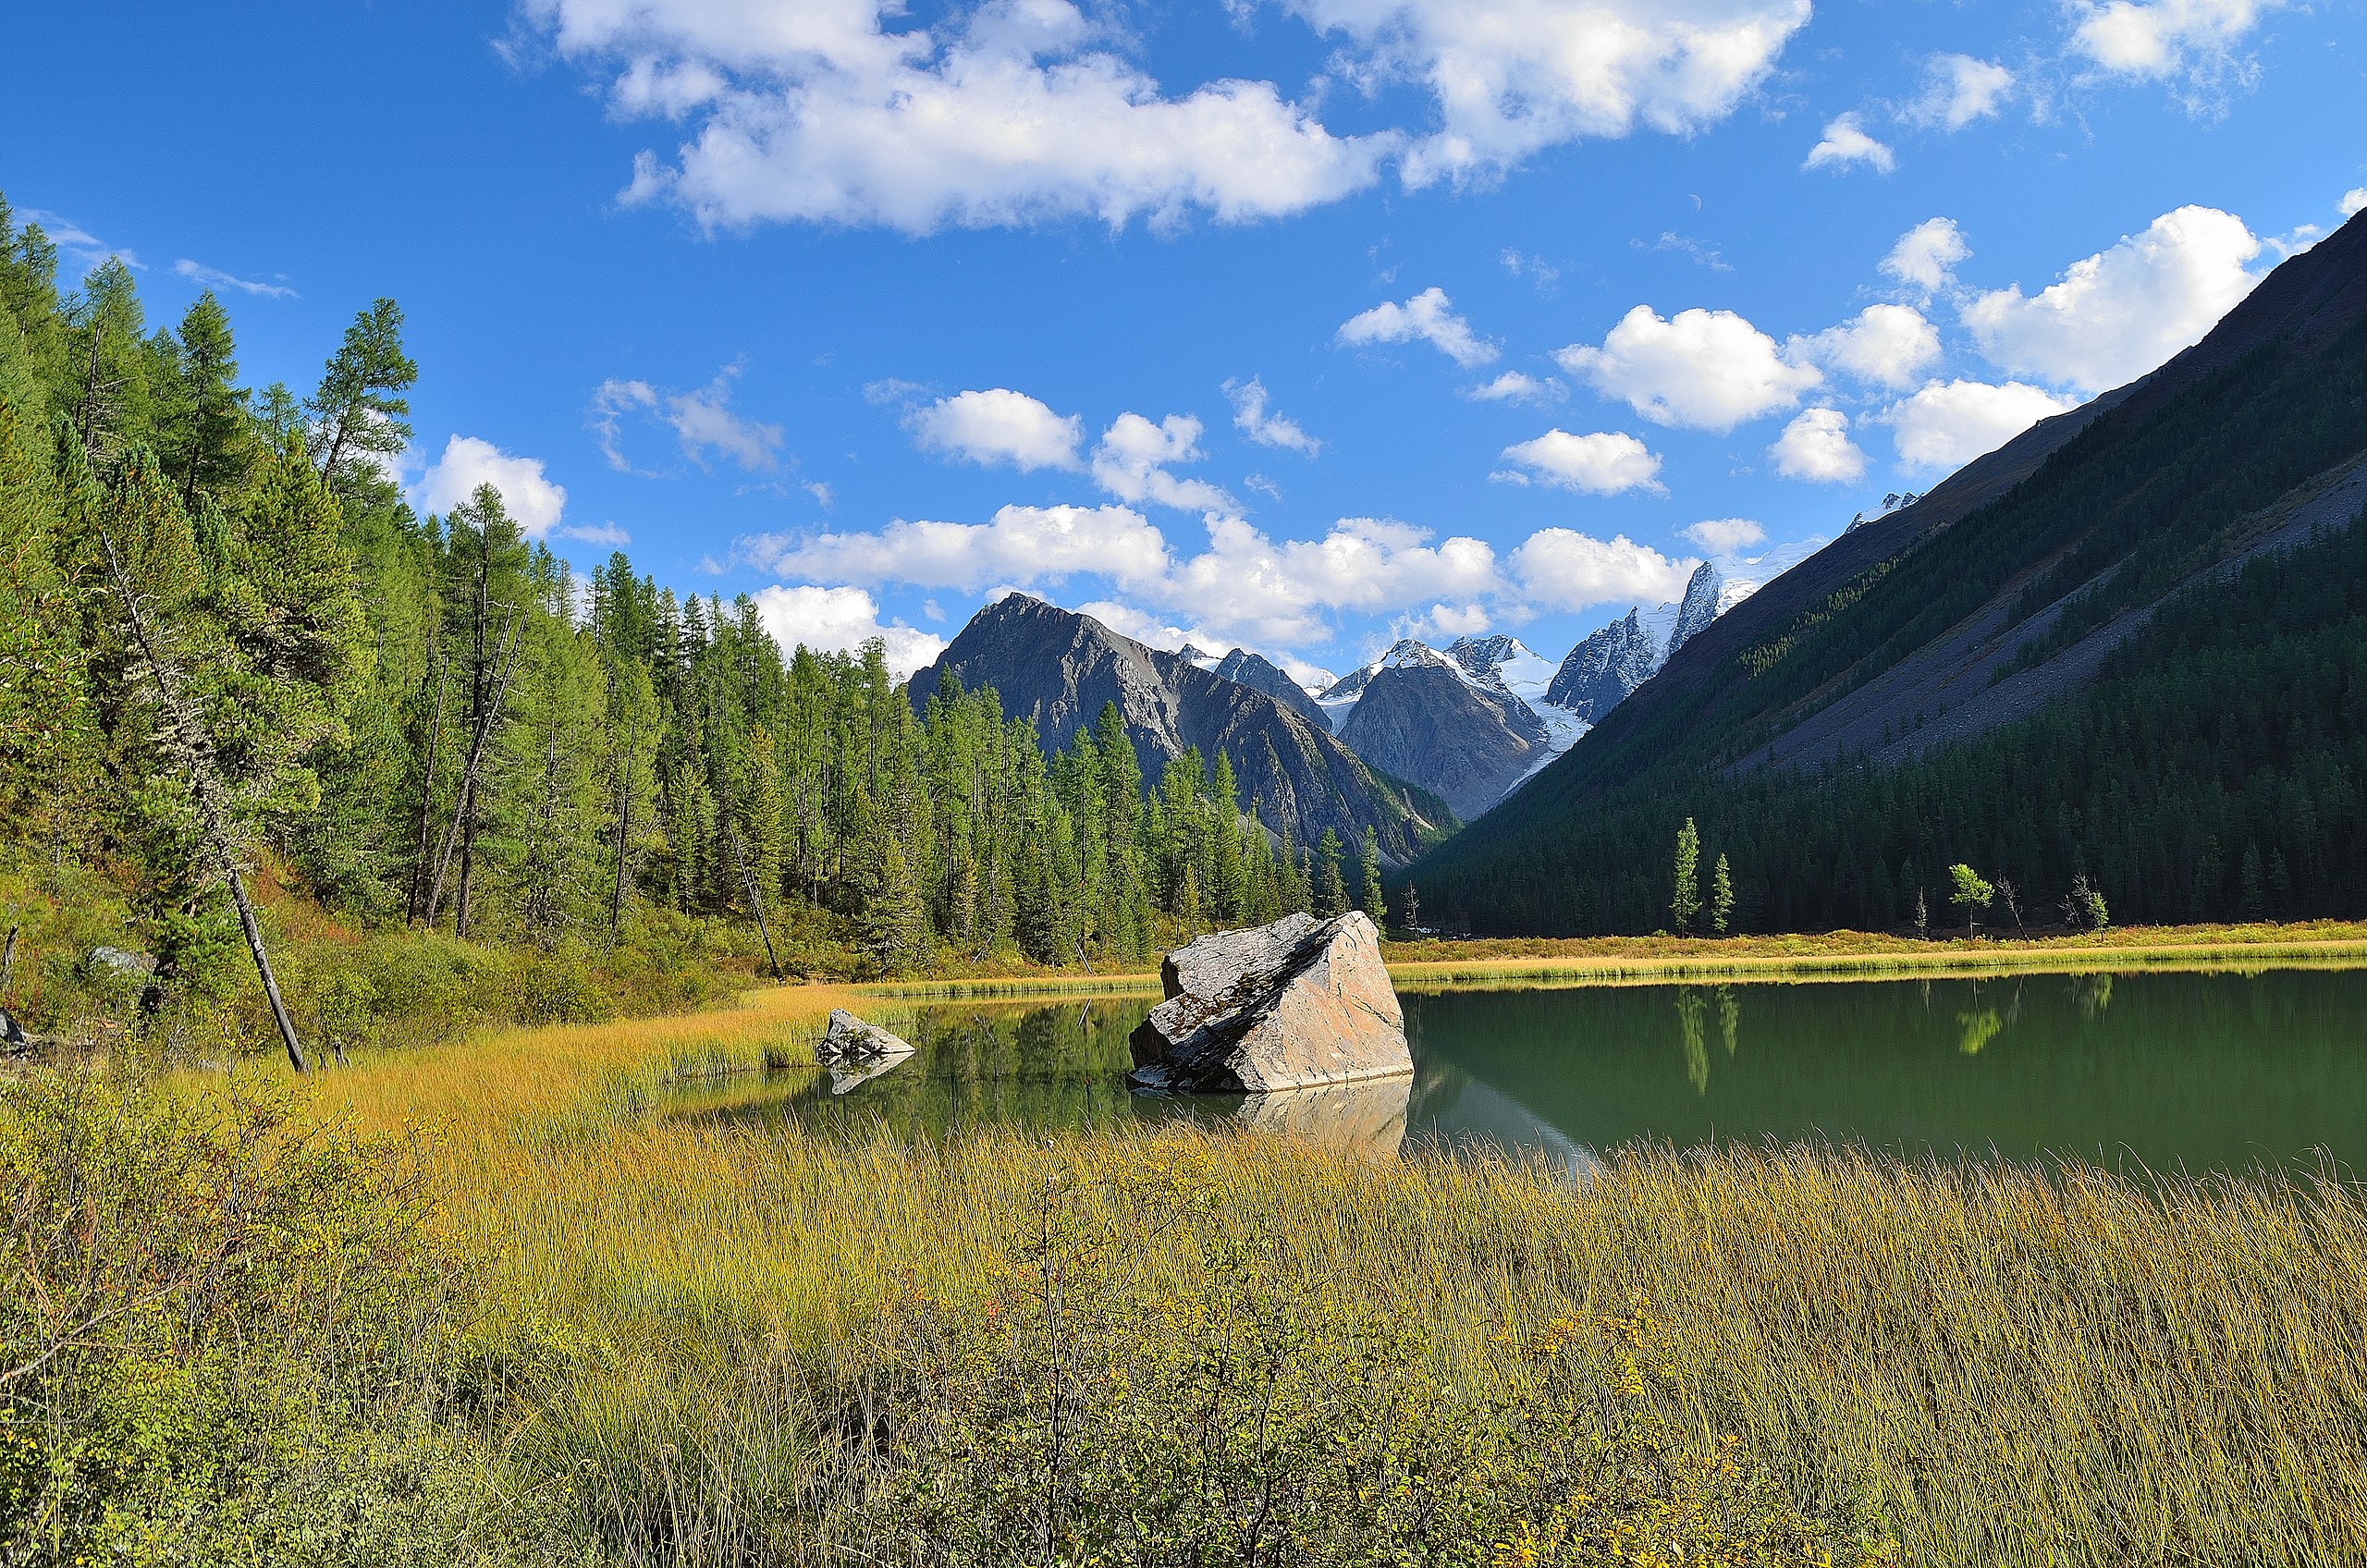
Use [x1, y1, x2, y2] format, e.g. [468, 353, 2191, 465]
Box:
[0, 1070, 541, 1565]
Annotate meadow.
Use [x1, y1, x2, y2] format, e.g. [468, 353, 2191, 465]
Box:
[10, 942, 2367, 1565]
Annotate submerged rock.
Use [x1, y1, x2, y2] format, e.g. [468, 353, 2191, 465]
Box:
[816, 1009, 915, 1063]
[1127, 911, 1410, 1095]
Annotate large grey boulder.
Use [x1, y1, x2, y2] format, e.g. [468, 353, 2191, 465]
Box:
[1127, 912, 1410, 1095]
[816, 1009, 915, 1063]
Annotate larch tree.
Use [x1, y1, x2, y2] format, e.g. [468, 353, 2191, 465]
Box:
[1670, 817, 1701, 933]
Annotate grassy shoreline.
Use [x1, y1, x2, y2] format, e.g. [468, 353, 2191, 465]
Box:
[29, 926, 2367, 1563]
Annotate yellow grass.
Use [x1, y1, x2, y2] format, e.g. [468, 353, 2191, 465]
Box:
[262, 933, 2367, 1565]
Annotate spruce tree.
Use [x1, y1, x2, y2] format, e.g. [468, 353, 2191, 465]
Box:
[1315, 828, 1347, 917]
[1360, 827, 1386, 928]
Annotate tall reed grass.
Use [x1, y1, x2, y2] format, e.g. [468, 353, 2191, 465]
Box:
[275, 978, 2367, 1566]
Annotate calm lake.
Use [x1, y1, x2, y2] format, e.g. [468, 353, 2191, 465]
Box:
[675, 969, 2367, 1177]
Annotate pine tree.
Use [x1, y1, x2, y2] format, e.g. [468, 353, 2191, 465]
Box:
[1709, 852, 1734, 934]
[1670, 817, 1701, 932]
[1360, 827, 1386, 928]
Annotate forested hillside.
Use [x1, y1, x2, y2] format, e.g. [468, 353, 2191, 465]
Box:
[1407, 210, 2367, 936]
[0, 195, 1365, 1036]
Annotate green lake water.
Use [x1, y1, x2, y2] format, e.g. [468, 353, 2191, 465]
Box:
[673, 969, 2367, 1177]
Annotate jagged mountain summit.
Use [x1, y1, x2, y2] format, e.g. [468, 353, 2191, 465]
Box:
[1212, 647, 1330, 729]
[908, 595, 1454, 863]
[1545, 609, 1659, 720]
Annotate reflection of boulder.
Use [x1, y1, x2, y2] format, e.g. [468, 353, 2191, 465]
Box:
[1233, 1075, 1411, 1158]
[828, 1051, 914, 1096]
[1128, 912, 1410, 1094]
[816, 1008, 915, 1063]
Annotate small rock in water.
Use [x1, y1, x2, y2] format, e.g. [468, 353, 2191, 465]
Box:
[1128, 911, 1409, 1095]
[816, 1008, 915, 1063]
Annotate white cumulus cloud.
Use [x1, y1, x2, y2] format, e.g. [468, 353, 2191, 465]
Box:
[743, 503, 1172, 592]
[908, 388, 1084, 471]
[1465, 371, 1565, 404]
[1882, 217, 1971, 294]
[1510, 529, 1697, 615]
[1556, 305, 1821, 431]
[754, 583, 944, 680]
[1793, 304, 1942, 389]
[2069, 0, 2276, 92]
[413, 435, 569, 540]
[1225, 376, 1320, 455]
[1804, 113, 1895, 174]
[1681, 518, 1767, 555]
[1492, 429, 1664, 494]
[1160, 514, 1504, 645]
[1879, 379, 2079, 472]
[1767, 408, 1869, 483]
[526, 0, 1811, 231]
[1091, 412, 1233, 510]
[1284, 0, 1811, 186]
[1961, 203, 2262, 393]
[1337, 287, 1497, 367]
[1904, 55, 2015, 129]
[2340, 188, 2366, 219]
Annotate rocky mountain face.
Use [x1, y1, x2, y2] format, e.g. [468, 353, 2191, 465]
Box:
[1212, 647, 1329, 729]
[1545, 609, 1659, 718]
[909, 595, 1454, 863]
[1338, 657, 1547, 819]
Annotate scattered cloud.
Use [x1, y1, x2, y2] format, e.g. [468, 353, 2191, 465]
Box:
[413, 435, 569, 539]
[1681, 518, 1767, 554]
[1904, 55, 2015, 129]
[1793, 304, 1942, 389]
[1882, 217, 1970, 294]
[1225, 376, 1320, 455]
[908, 388, 1084, 471]
[527, 0, 1810, 232]
[1337, 287, 1497, 368]
[173, 259, 296, 299]
[593, 363, 785, 473]
[1500, 248, 1561, 289]
[556, 521, 632, 547]
[754, 583, 943, 679]
[1465, 371, 1566, 405]
[2068, 0, 2277, 103]
[1509, 529, 1697, 615]
[802, 479, 836, 508]
[864, 376, 931, 404]
[1636, 231, 1733, 272]
[2341, 188, 2367, 219]
[743, 503, 1171, 593]
[24, 209, 140, 274]
[1091, 412, 1234, 510]
[1803, 113, 1895, 175]
[1556, 306, 1821, 431]
[1492, 429, 1665, 495]
[1962, 203, 2262, 393]
[1879, 379, 2079, 472]
[1767, 408, 1869, 483]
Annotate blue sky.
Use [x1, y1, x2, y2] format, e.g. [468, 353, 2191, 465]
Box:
[6, 0, 2364, 682]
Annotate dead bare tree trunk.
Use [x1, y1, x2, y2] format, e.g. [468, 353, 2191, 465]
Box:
[92, 520, 307, 1073]
[421, 613, 521, 931]
[404, 640, 448, 925]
